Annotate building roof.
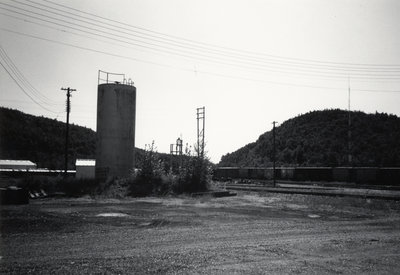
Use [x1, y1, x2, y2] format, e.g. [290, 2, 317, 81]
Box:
[0, 160, 36, 166]
[75, 159, 96, 166]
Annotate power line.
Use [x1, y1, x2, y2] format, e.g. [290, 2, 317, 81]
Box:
[1, 1, 400, 80]
[16, 0, 400, 73]
[0, 45, 63, 106]
[2, 27, 400, 94]
[37, 0, 400, 68]
[0, 59, 61, 114]
[0, 47, 63, 114]
[1, 11, 398, 82]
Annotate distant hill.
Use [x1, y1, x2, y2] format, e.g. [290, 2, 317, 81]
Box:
[0, 107, 187, 170]
[0, 107, 96, 169]
[219, 109, 400, 167]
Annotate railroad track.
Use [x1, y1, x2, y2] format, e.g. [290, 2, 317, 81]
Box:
[224, 182, 400, 200]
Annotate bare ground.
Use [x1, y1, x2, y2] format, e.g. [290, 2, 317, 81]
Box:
[1, 192, 400, 274]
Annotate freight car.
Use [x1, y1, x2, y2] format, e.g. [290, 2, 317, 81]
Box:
[214, 167, 400, 185]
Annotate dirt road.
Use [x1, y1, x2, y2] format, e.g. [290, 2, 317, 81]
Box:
[1, 192, 400, 274]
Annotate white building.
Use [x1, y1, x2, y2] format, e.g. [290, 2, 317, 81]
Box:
[0, 160, 37, 170]
[75, 159, 96, 179]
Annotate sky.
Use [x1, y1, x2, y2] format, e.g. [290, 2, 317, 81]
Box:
[1, 0, 400, 163]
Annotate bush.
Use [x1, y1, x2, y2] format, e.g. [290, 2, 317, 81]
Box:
[128, 141, 212, 196]
[128, 142, 168, 197]
[173, 156, 211, 193]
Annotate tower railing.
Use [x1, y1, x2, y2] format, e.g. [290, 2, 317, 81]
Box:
[98, 70, 134, 85]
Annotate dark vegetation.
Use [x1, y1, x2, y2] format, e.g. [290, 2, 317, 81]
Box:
[0, 107, 211, 197]
[0, 107, 173, 170]
[10, 143, 211, 197]
[127, 142, 211, 196]
[0, 107, 95, 169]
[219, 109, 400, 167]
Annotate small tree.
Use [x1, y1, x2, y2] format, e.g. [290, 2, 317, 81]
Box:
[174, 143, 211, 193]
[129, 141, 212, 196]
[129, 141, 166, 196]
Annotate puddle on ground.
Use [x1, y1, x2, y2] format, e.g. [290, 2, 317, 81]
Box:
[96, 213, 129, 217]
[285, 203, 308, 210]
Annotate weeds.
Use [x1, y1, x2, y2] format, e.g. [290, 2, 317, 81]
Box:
[128, 141, 212, 197]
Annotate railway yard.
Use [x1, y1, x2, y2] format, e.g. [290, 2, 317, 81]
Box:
[1, 189, 400, 274]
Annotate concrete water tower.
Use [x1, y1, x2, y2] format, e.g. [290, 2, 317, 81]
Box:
[95, 70, 136, 181]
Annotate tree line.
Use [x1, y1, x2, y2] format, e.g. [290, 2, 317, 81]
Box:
[219, 109, 400, 167]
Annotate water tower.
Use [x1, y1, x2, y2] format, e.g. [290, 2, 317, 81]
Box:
[95, 70, 136, 181]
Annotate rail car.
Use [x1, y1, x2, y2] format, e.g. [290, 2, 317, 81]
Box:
[214, 167, 400, 185]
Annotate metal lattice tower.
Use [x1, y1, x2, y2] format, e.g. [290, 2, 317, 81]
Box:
[170, 138, 183, 155]
[196, 107, 205, 158]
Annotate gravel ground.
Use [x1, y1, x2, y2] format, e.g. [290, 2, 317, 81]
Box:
[1, 192, 400, 274]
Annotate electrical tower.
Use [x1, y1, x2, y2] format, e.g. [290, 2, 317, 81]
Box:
[61, 87, 76, 176]
[196, 107, 205, 158]
[170, 138, 183, 155]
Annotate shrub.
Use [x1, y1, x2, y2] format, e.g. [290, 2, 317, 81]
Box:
[128, 141, 212, 196]
[173, 156, 211, 193]
[128, 141, 166, 197]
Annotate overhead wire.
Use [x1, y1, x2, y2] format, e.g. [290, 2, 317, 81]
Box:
[0, 45, 63, 106]
[38, 0, 400, 68]
[4, 0, 400, 76]
[18, 0, 400, 73]
[0, 12, 397, 81]
[1, 1, 400, 81]
[0, 59, 63, 114]
[0, 46, 64, 113]
[2, 27, 400, 94]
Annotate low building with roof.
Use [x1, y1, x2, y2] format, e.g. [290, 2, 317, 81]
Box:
[75, 159, 96, 179]
[0, 160, 37, 170]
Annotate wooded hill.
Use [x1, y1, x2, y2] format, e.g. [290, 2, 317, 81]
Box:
[219, 109, 400, 167]
[0, 107, 96, 169]
[0, 107, 175, 170]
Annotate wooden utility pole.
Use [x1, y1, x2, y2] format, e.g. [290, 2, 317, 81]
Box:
[348, 78, 352, 165]
[61, 87, 76, 177]
[272, 121, 278, 187]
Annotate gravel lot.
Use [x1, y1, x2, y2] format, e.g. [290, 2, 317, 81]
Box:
[1, 192, 400, 274]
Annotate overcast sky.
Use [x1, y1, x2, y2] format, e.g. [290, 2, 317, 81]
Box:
[1, 0, 400, 163]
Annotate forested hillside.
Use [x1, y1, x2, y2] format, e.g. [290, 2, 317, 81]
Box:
[219, 109, 400, 167]
[0, 107, 186, 170]
[0, 107, 96, 169]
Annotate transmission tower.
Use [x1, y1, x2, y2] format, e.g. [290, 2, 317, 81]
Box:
[196, 107, 205, 158]
[170, 137, 183, 155]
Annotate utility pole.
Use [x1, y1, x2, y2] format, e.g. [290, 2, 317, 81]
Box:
[347, 78, 352, 166]
[272, 121, 278, 187]
[61, 87, 76, 177]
